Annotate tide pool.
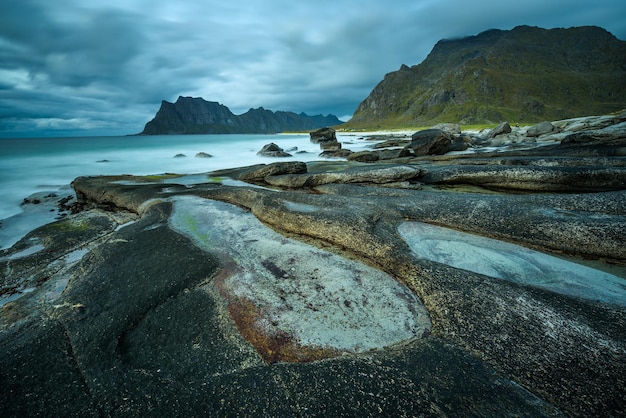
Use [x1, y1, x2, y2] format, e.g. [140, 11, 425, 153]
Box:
[399, 221, 626, 307]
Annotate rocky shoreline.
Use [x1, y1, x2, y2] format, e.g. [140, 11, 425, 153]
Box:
[1, 113, 626, 416]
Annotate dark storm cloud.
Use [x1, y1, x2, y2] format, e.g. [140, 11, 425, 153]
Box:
[1, 0, 625, 137]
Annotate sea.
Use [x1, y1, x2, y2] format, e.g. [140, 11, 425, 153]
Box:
[0, 133, 373, 249]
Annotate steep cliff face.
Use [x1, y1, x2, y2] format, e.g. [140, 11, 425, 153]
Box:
[347, 26, 626, 128]
[140, 97, 342, 134]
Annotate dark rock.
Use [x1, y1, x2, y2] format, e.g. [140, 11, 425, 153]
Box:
[195, 152, 213, 158]
[527, 121, 556, 137]
[319, 140, 341, 151]
[174, 153, 187, 158]
[372, 138, 412, 149]
[489, 122, 512, 138]
[310, 127, 337, 143]
[420, 164, 626, 192]
[257, 143, 292, 158]
[140, 96, 342, 135]
[450, 136, 470, 152]
[377, 148, 415, 160]
[4, 115, 626, 417]
[265, 164, 421, 188]
[239, 161, 308, 182]
[347, 151, 380, 162]
[319, 149, 352, 159]
[409, 129, 452, 155]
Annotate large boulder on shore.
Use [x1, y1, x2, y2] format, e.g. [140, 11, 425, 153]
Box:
[309, 127, 337, 143]
[409, 128, 451, 155]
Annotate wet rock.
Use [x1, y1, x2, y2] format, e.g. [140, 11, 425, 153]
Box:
[257, 143, 292, 157]
[265, 165, 421, 188]
[409, 129, 451, 156]
[169, 196, 430, 362]
[319, 149, 352, 158]
[489, 121, 512, 138]
[3, 112, 626, 417]
[238, 161, 308, 182]
[319, 140, 342, 151]
[195, 152, 213, 158]
[371, 138, 412, 149]
[347, 150, 380, 162]
[309, 127, 337, 143]
[449, 136, 470, 151]
[419, 164, 626, 192]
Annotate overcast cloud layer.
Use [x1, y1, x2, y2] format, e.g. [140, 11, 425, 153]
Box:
[1, 0, 625, 137]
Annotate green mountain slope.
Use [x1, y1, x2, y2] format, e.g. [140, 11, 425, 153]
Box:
[346, 26, 626, 129]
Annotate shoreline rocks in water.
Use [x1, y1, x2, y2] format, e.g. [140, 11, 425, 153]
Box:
[1, 112, 626, 417]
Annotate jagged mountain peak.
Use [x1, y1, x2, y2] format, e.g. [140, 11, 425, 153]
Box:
[140, 97, 342, 135]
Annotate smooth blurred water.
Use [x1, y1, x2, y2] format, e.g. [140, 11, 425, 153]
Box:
[0, 133, 348, 221]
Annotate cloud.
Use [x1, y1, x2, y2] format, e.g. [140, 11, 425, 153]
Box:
[1, 0, 625, 137]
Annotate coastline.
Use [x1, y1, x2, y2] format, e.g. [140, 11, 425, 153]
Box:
[2, 114, 626, 416]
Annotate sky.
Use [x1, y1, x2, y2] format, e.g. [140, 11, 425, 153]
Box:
[1, 0, 625, 137]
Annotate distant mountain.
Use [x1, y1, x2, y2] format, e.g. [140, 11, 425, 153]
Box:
[346, 26, 626, 129]
[140, 96, 342, 134]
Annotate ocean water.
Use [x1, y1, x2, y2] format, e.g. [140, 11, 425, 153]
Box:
[0, 133, 375, 247]
[1, 134, 298, 218]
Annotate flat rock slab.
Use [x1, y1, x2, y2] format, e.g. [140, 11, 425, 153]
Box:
[169, 195, 430, 362]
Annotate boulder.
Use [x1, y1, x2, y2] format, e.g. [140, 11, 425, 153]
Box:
[347, 151, 380, 163]
[195, 152, 213, 158]
[450, 136, 470, 152]
[433, 123, 462, 135]
[527, 121, 555, 137]
[257, 143, 292, 157]
[319, 149, 353, 159]
[489, 122, 512, 138]
[319, 140, 342, 151]
[409, 129, 451, 156]
[310, 127, 337, 143]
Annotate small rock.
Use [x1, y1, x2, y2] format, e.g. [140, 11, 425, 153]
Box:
[174, 153, 187, 158]
[195, 152, 212, 158]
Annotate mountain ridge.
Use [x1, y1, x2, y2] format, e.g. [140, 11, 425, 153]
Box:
[345, 25, 626, 129]
[140, 96, 342, 134]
